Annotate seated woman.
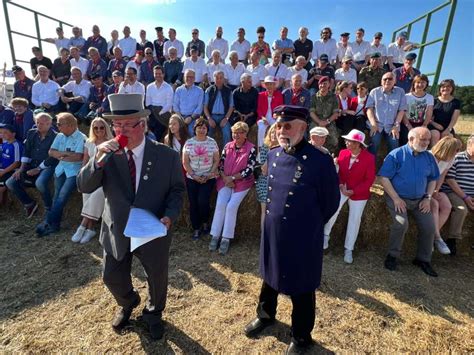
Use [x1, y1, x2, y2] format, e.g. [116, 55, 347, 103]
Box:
[255, 124, 278, 237]
[335, 81, 356, 141]
[163, 114, 189, 153]
[429, 136, 461, 254]
[349, 81, 369, 133]
[182, 118, 220, 240]
[401, 74, 433, 145]
[323, 129, 375, 264]
[256, 76, 284, 148]
[209, 122, 257, 255]
[429, 79, 461, 146]
[72, 117, 114, 243]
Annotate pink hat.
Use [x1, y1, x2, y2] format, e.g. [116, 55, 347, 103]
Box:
[341, 129, 367, 147]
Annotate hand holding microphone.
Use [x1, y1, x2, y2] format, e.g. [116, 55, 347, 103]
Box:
[96, 134, 129, 167]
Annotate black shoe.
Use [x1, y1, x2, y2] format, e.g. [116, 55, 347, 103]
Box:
[201, 223, 210, 235]
[286, 340, 313, 354]
[35, 220, 48, 235]
[112, 293, 141, 331]
[37, 223, 59, 237]
[384, 255, 397, 271]
[244, 317, 275, 337]
[191, 229, 200, 240]
[446, 238, 457, 256]
[149, 319, 165, 340]
[412, 259, 438, 277]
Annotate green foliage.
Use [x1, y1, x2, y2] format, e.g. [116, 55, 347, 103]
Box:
[455, 86, 474, 114]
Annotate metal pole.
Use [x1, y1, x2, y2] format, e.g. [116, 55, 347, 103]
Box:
[34, 12, 42, 50]
[432, 0, 457, 94]
[417, 12, 432, 68]
[2, 0, 16, 65]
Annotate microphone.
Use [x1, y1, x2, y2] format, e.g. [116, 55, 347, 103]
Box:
[97, 134, 128, 166]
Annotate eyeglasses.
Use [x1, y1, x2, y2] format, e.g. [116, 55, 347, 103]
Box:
[93, 126, 105, 131]
[276, 122, 292, 130]
[145, 52, 153, 55]
[382, 77, 394, 81]
[112, 121, 142, 129]
[192, 32, 198, 35]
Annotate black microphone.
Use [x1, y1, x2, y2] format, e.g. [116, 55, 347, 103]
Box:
[97, 134, 128, 166]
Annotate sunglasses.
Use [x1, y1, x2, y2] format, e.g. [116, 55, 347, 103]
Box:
[276, 122, 292, 130]
[93, 126, 105, 130]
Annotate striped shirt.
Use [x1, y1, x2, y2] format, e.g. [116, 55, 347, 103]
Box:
[442, 151, 474, 196]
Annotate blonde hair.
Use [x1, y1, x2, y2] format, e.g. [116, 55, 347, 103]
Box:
[88, 117, 113, 143]
[231, 121, 249, 133]
[56, 112, 77, 129]
[431, 136, 461, 162]
[336, 80, 351, 93]
[263, 123, 278, 147]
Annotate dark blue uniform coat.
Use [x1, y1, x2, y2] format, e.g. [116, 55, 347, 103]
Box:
[260, 141, 340, 295]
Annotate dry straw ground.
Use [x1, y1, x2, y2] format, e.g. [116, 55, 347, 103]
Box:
[0, 120, 473, 353]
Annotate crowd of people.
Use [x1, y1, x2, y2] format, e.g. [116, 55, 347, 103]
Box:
[1, 23, 472, 263]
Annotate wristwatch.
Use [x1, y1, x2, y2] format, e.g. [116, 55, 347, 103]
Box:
[424, 194, 432, 200]
[326, 119, 331, 124]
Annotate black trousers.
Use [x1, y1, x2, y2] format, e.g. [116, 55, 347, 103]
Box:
[102, 235, 172, 326]
[148, 106, 172, 142]
[186, 177, 215, 230]
[257, 281, 316, 344]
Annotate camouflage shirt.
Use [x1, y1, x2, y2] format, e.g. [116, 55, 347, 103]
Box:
[310, 91, 339, 120]
[359, 66, 386, 92]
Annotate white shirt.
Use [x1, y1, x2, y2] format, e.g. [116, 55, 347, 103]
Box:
[182, 57, 208, 82]
[118, 80, 145, 95]
[388, 42, 413, 64]
[336, 42, 350, 62]
[31, 79, 60, 107]
[312, 38, 337, 62]
[265, 62, 289, 82]
[207, 62, 227, 81]
[145, 81, 174, 113]
[347, 40, 371, 62]
[163, 39, 184, 59]
[335, 67, 357, 84]
[125, 137, 146, 192]
[224, 62, 246, 86]
[107, 39, 119, 52]
[55, 38, 71, 53]
[230, 39, 251, 61]
[126, 61, 142, 81]
[286, 67, 308, 83]
[206, 38, 229, 62]
[246, 64, 267, 87]
[70, 57, 89, 78]
[118, 37, 137, 58]
[62, 79, 92, 101]
[369, 42, 388, 57]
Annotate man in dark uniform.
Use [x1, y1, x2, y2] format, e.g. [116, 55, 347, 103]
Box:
[12, 66, 35, 106]
[153, 27, 168, 66]
[244, 105, 340, 354]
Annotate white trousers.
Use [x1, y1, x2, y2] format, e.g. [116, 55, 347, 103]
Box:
[210, 187, 250, 239]
[257, 117, 275, 148]
[323, 194, 368, 251]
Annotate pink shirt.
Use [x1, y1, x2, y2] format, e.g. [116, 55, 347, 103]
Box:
[216, 140, 255, 192]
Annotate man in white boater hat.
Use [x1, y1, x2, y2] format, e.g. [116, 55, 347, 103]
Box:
[77, 93, 185, 340]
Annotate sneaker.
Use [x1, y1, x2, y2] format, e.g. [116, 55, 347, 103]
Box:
[80, 229, 96, 244]
[209, 236, 220, 251]
[219, 238, 230, 255]
[323, 235, 329, 250]
[434, 239, 451, 255]
[71, 225, 86, 243]
[191, 229, 200, 240]
[25, 202, 39, 219]
[344, 249, 353, 264]
[201, 223, 210, 235]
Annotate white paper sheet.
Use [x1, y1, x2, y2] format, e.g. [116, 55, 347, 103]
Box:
[124, 207, 167, 252]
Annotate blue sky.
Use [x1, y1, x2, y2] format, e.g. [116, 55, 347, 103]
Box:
[1, 0, 472, 85]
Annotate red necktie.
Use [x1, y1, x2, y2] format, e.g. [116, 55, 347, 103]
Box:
[128, 150, 136, 191]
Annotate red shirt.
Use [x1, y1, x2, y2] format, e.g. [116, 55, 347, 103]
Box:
[337, 148, 375, 200]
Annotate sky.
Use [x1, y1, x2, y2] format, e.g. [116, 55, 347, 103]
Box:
[0, 0, 473, 85]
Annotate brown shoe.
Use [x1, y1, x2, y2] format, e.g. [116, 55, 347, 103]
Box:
[111, 293, 141, 331]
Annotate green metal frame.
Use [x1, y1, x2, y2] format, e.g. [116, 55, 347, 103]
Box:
[392, 0, 457, 94]
[2, 0, 73, 66]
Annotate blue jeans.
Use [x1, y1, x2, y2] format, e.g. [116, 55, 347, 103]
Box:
[368, 130, 399, 156]
[46, 173, 77, 228]
[6, 167, 54, 208]
[187, 117, 197, 137]
[208, 114, 231, 145]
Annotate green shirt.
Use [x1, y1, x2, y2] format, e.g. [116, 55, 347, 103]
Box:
[359, 66, 386, 92]
[310, 92, 338, 120]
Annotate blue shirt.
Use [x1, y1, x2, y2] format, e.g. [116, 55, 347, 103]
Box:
[50, 129, 86, 178]
[366, 86, 407, 133]
[0, 106, 15, 125]
[1, 140, 22, 168]
[204, 89, 234, 115]
[378, 144, 440, 199]
[173, 84, 204, 117]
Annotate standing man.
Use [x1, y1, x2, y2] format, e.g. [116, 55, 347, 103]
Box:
[153, 27, 168, 65]
[77, 93, 185, 340]
[369, 32, 387, 67]
[29, 47, 53, 79]
[387, 31, 418, 70]
[347, 28, 371, 71]
[185, 28, 205, 58]
[312, 27, 337, 66]
[12, 66, 35, 104]
[82, 25, 108, 59]
[379, 127, 439, 276]
[136, 29, 153, 52]
[118, 26, 137, 60]
[206, 26, 229, 63]
[230, 28, 251, 65]
[272, 26, 294, 66]
[163, 28, 184, 60]
[293, 27, 313, 71]
[244, 105, 339, 354]
[336, 32, 350, 68]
